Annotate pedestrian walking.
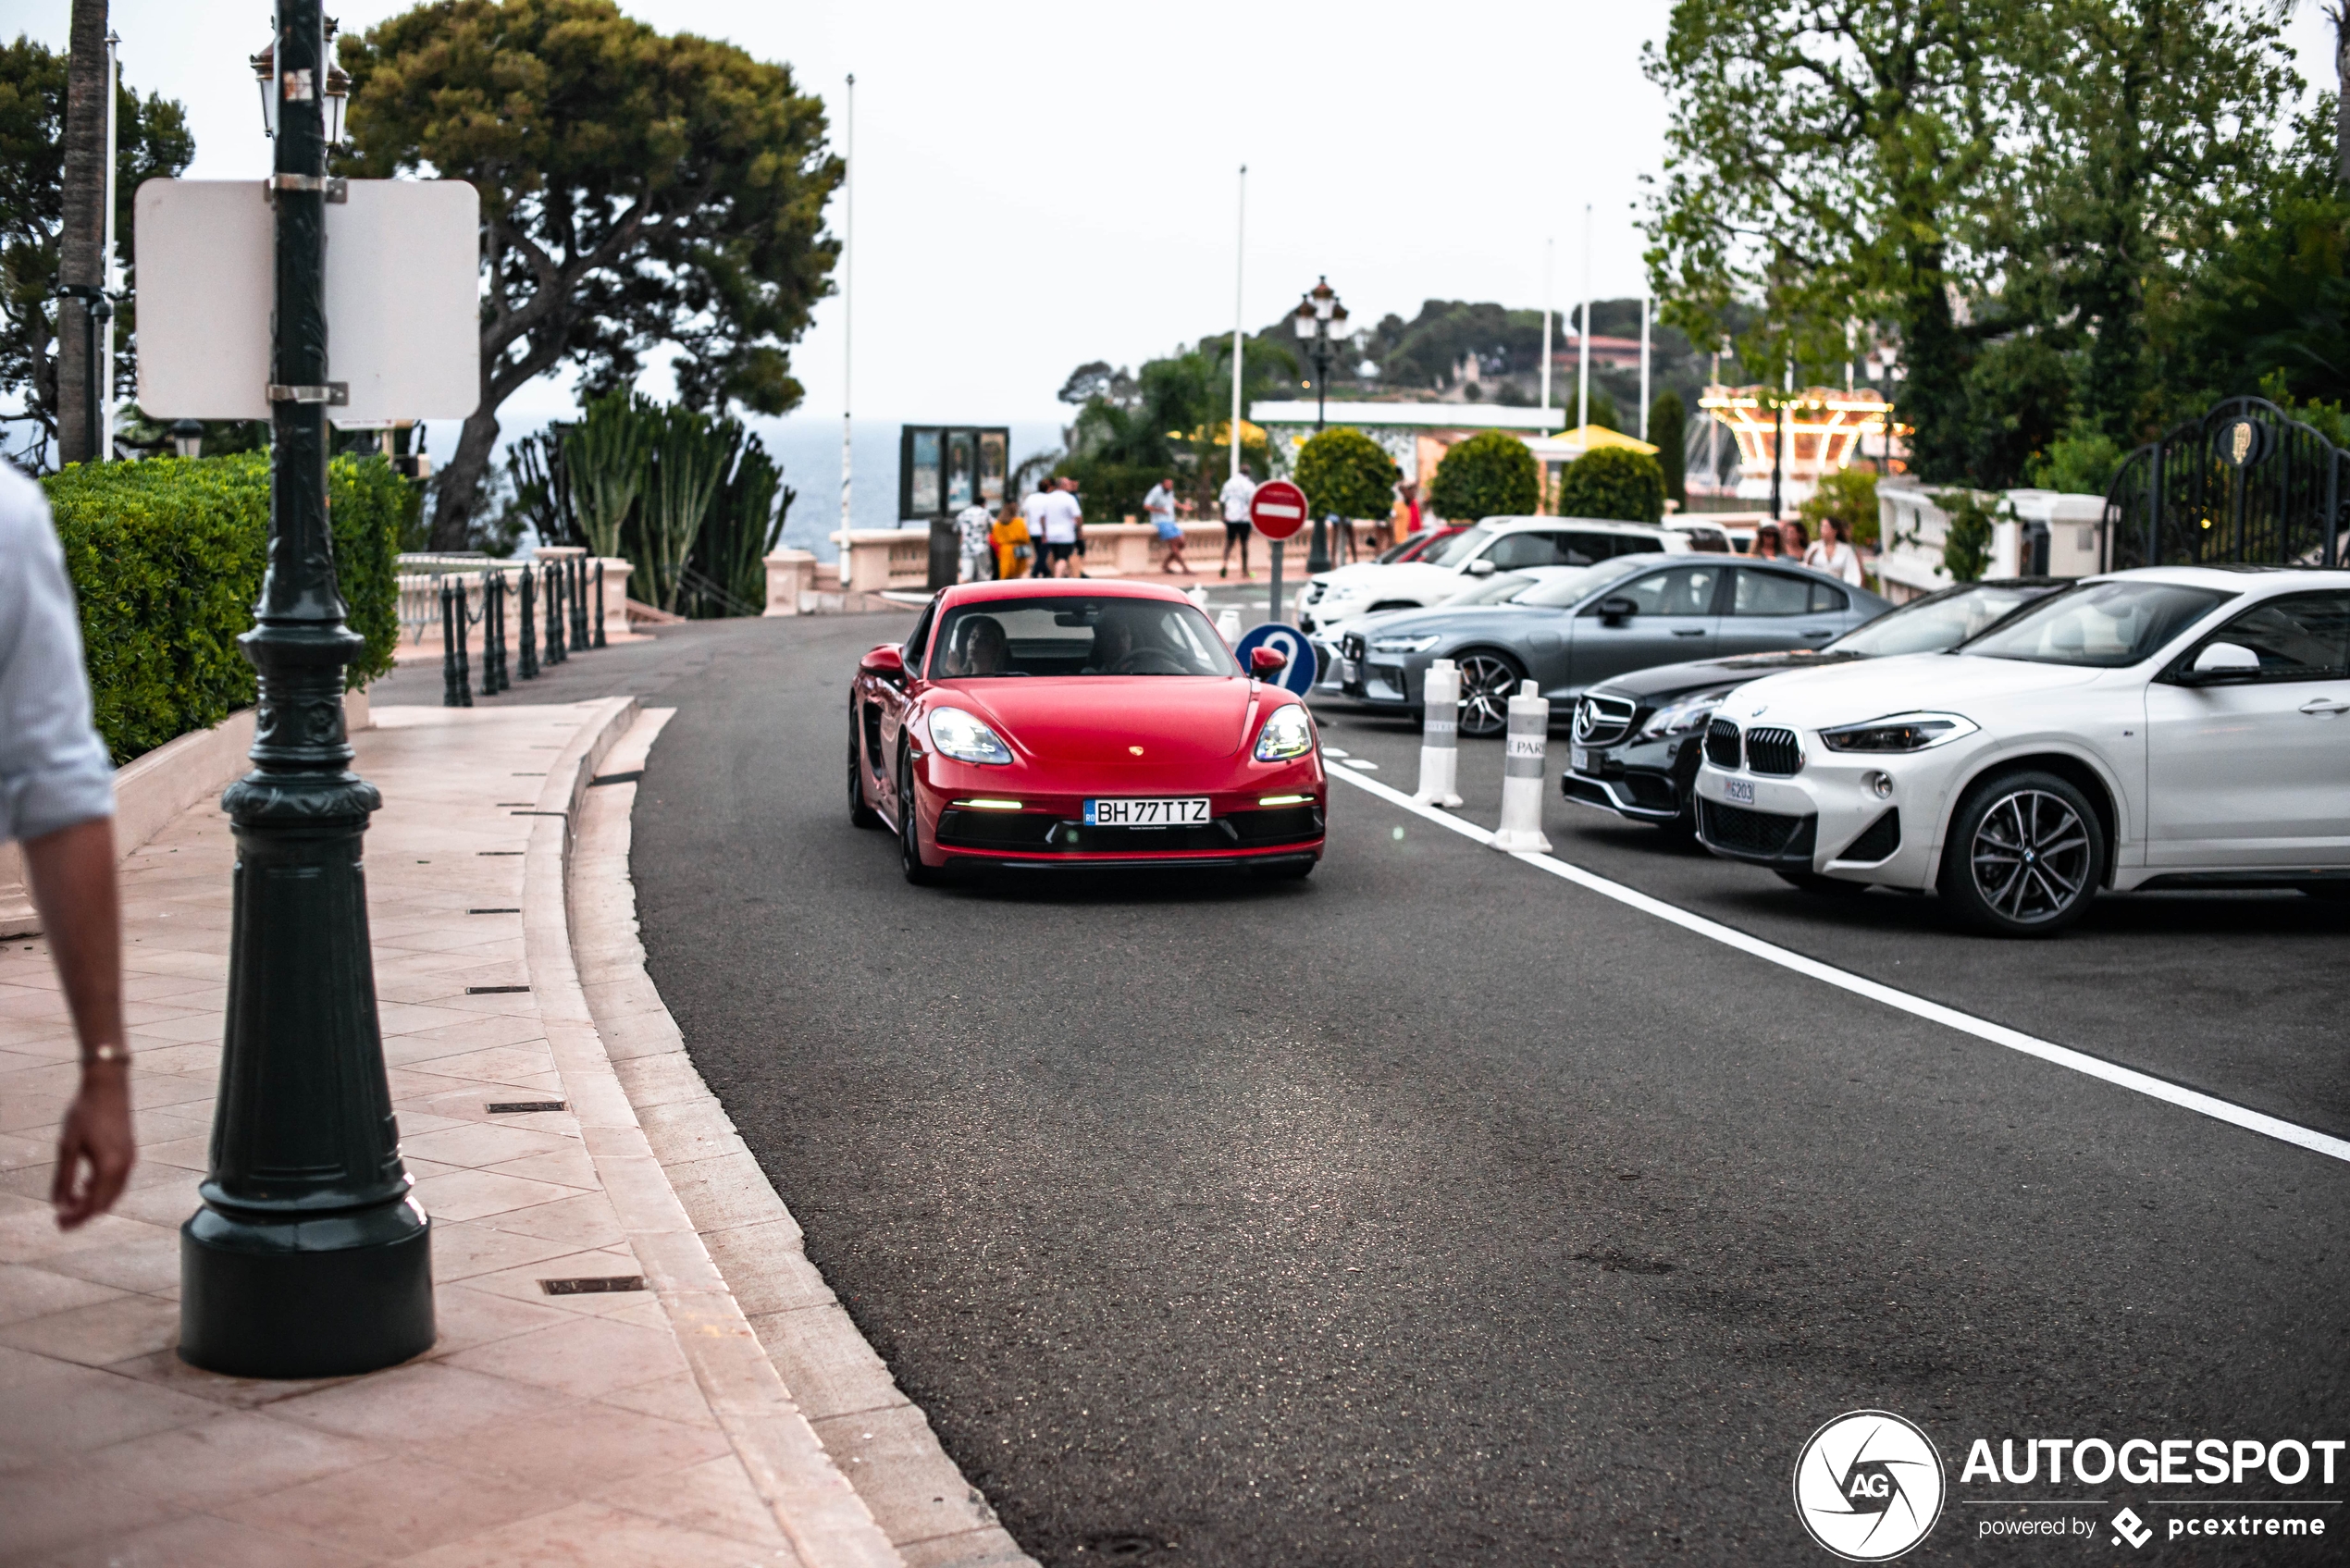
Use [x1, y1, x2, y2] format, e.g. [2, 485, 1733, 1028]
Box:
[0, 463, 134, 1229]
[1779, 518, 1811, 560]
[1038, 476, 1085, 577]
[1218, 468, 1257, 578]
[1398, 480, 1423, 537]
[955, 497, 995, 582]
[991, 500, 1033, 581]
[1021, 481, 1054, 579]
[1804, 516, 1865, 586]
[1752, 525, 1783, 560]
[1144, 475, 1192, 575]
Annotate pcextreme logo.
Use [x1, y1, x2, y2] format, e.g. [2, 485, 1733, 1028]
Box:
[1794, 1410, 1948, 1562]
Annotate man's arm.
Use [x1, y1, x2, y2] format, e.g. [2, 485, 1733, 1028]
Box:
[24, 815, 133, 1228]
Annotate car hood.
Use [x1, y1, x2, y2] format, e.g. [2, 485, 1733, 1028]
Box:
[1311, 562, 1459, 599]
[1716, 651, 2107, 731]
[927, 676, 1266, 764]
[1345, 603, 1554, 642]
[1589, 648, 1867, 703]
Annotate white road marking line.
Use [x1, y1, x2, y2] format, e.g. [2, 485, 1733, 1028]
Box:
[1326, 763, 2350, 1168]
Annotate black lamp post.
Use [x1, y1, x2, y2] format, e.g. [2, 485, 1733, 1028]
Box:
[179, 0, 434, 1379]
[1292, 277, 1348, 573]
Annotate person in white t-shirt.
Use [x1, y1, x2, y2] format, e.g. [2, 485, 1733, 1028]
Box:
[1037, 477, 1084, 576]
[1218, 471, 1257, 578]
[1020, 485, 1054, 578]
[1142, 476, 1193, 574]
[1803, 517, 1866, 587]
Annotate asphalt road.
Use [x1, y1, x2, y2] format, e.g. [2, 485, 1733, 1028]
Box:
[394, 614, 2350, 1565]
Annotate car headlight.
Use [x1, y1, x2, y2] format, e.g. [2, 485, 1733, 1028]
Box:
[1369, 634, 1441, 655]
[927, 706, 1014, 764]
[1254, 704, 1315, 761]
[1817, 711, 1979, 753]
[1636, 691, 1723, 740]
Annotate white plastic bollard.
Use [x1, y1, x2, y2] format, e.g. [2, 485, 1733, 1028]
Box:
[1490, 679, 1552, 853]
[1184, 585, 1209, 611]
[1414, 659, 1464, 808]
[1216, 607, 1242, 646]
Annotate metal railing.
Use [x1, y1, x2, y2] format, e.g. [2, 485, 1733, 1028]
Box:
[396, 553, 614, 708]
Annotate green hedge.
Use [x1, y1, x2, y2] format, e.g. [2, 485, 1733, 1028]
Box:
[41, 452, 407, 763]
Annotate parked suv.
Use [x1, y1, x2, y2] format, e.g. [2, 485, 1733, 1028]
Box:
[1295, 517, 1688, 634]
[1565, 578, 2069, 831]
[1692, 566, 2350, 934]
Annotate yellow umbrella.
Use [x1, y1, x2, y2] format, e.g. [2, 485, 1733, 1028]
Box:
[1552, 424, 1657, 455]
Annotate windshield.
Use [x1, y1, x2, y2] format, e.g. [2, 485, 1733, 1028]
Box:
[1961, 581, 2232, 668]
[929, 597, 1238, 678]
[1424, 523, 1499, 569]
[1514, 561, 1640, 608]
[1831, 582, 2051, 658]
[1440, 570, 1541, 606]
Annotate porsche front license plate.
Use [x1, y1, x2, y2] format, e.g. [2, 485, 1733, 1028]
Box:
[1085, 797, 1210, 827]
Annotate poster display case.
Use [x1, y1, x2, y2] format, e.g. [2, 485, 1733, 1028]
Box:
[899, 426, 1009, 522]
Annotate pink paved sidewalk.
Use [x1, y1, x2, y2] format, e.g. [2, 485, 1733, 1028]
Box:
[0, 702, 887, 1566]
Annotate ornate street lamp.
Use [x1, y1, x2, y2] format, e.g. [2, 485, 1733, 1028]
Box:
[1292, 277, 1349, 572]
[169, 418, 204, 458]
[249, 19, 350, 144]
[180, 0, 433, 1379]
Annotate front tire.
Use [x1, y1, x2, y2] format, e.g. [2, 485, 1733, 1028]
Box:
[898, 749, 936, 885]
[1939, 770, 2103, 937]
[848, 703, 882, 828]
[1453, 650, 1527, 738]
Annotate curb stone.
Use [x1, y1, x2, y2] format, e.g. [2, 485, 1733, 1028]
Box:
[567, 708, 1039, 1568]
[523, 697, 905, 1567]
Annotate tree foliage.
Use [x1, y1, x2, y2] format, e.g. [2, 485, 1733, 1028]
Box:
[0, 36, 192, 468]
[1427, 430, 1540, 521]
[1650, 390, 1688, 503]
[1554, 446, 1667, 523]
[1055, 333, 1292, 517]
[340, 0, 841, 547]
[1293, 427, 1400, 520]
[1800, 463, 1880, 546]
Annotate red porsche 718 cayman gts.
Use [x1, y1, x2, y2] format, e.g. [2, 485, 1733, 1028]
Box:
[848, 580, 1328, 883]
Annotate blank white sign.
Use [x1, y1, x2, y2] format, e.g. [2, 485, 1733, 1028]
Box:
[135, 178, 480, 424]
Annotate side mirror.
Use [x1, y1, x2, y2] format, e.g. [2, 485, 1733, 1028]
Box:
[1465, 559, 1497, 577]
[2187, 640, 2259, 678]
[1596, 596, 1639, 624]
[861, 644, 907, 685]
[1249, 647, 1289, 676]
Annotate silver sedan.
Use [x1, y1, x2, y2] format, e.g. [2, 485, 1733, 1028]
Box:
[1332, 553, 1888, 735]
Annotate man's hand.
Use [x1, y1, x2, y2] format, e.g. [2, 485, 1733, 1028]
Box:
[51, 1059, 134, 1228]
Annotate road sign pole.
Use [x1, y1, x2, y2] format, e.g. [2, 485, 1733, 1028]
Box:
[1269, 540, 1283, 625]
[179, 0, 433, 1380]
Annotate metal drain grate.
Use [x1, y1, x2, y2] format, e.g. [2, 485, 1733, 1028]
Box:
[539, 1276, 645, 1295]
[468, 907, 520, 914]
[486, 1101, 566, 1114]
[465, 985, 530, 994]
[588, 770, 644, 787]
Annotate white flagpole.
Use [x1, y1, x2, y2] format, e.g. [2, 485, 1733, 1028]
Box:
[1639, 293, 1651, 441]
[837, 72, 854, 578]
[1231, 165, 1246, 484]
[1577, 204, 1591, 435]
[100, 30, 119, 462]
[1540, 237, 1553, 420]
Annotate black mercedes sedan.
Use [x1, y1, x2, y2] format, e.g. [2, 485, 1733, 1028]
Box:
[1561, 576, 2072, 830]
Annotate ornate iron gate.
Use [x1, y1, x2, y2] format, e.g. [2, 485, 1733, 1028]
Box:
[2101, 397, 2346, 571]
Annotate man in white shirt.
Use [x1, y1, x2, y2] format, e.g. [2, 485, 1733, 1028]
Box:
[1020, 485, 1054, 578]
[0, 463, 134, 1228]
[954, 500, 995, 582]
[1218, 470, 1257, 579]
[1038, 477, 1084, 577]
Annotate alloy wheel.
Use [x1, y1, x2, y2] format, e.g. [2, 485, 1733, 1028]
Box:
[1967, 788, 2091, 925]
[1454, 653, 1523, 737]
[898, 751, 934, 884]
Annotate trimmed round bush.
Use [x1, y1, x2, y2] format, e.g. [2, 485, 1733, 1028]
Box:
[1427, 429, 1540, 521]
[1293, 426, 1400, 520]
[1554, 446, 1666, 523]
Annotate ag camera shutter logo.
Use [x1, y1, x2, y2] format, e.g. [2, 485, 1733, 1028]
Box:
[1793, 1410, 1946, 1561]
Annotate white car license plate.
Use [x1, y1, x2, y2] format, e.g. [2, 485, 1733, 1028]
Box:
[1338, 659, 1360, 685]
[1085, 797, 1210, 827]
[1571, 747, 1595, 773]
[1724, 778, 1755, 804]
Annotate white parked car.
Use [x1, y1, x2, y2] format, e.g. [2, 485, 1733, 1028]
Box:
[1295, 517, 1689, 634]
[1691, 566, 2350, 935]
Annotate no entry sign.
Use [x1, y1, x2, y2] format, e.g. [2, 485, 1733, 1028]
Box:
[1250, 478, 1309, 541]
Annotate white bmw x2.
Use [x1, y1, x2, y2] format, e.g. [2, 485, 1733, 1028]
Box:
[1692, 566, 2350, 935]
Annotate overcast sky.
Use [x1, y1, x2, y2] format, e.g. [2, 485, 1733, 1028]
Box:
[21, 0, 2345, 430]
